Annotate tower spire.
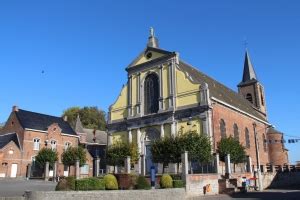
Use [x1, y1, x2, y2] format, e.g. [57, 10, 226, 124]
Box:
[239, 50, 258, 86]
[147, 27, 159, 48]
[75, 114, 84, 133]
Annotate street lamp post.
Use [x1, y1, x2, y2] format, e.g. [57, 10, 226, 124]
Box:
[253, 123, 263, 191]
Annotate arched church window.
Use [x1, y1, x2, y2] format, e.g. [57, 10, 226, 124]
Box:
[233, 123, 239, 141]
[144, 73, 159, 115]
[220, 119, 226, 138]
[246, 93, 253, 104]
[245, 128, 250, 148]
[263, 134, 267, 152]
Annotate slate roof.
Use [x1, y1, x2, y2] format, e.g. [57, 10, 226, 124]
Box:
[178, 61, 267, 121]
[0, 133, 20, 149]
[15, 109, 77, 135]
[83, 128, 107, 145]
[238, 50, 258, 86]
[75, 115, 84, 133]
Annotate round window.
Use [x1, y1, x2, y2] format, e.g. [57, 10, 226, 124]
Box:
[146, 52, 152, 59]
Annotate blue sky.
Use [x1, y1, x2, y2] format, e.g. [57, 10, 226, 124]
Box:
[0, 0, 299, 163]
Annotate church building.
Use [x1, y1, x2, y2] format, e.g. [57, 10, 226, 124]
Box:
[107, 28, 288, 174]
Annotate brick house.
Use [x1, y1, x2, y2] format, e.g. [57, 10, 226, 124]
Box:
[0, 106, 93, 178]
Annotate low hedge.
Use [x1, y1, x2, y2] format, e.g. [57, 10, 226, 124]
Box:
[55, 176, 76, 191]
[173, 180, 185, 188]
[135, 176, 151, 190]
[75, 177, 105, 191]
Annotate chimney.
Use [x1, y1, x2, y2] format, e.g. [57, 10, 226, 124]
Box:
[12, 105, 19, 112]
[63, 115, 68, 122]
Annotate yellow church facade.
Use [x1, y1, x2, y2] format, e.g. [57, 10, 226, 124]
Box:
[107, 28, 213, 174]
[107, 28, 288, 175]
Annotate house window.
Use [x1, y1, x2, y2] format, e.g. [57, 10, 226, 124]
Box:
[144, 73, 159, 115]
[80, 164, 89, 174]
[220, 119, 226, 138]
[33, 138, 40, 150]
[246, 93, 253, 104]
[245, 128, 250, 148]
[233, 124, 239, 141]
[64, 142, 71, 150]
[50, 140, 57, 150]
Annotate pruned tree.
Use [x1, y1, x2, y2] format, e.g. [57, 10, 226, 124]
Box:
[35, 148, 58, 168]
[61, 146, 87, 173]
[151, 131, 212, 173]
[106, 142, 139, 173]
[218, 136, 247, 172]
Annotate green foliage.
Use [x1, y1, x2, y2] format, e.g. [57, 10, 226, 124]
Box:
[170, 174, 181, 180]
[106, 142, 139, 170]
[75, 178, 105, 191]
[151, 131, 212, 168]
[218, 136, 247, 164]
[35, 148, 58, 168]
[63, 106, 106, 130]
[135, 176, 151, 190]
[61, 146, 87, 167]
[103, 174, 118, 190]
[55, 176, 75, 191]
[173, 180, 185, 188]
[160, 174, 173, 188]
[130, 143, 139, 165]
[179, 131, 213, 163]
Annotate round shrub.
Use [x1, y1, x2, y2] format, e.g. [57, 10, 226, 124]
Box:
[173, 180, 185, 188]
[160, 174, 173, 188]
[104, 174, 118, 190]
[135, 176, 151, 190]
[55, 176, 75, 191]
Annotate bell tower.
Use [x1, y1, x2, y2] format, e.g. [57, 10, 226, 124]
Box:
[238, 50, 267, 117]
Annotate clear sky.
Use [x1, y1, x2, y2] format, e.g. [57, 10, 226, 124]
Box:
[0, 0, 299, 163]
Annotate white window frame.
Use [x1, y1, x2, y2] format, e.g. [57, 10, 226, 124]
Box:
[64, 142, 71, 150]
[33, 138, 40, 150]
[50, 140, 57, 150]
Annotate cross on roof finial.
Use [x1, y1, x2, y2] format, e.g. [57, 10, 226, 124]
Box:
[150, 27, 154, 37]
[243, 37, 248, 50]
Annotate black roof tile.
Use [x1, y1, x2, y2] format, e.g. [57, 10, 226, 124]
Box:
[15, 109, 76, 136]
[0, 133, 20, 149]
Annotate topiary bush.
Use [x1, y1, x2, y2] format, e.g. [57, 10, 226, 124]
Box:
[104, 174, 118, 190]
[55, 176, 76, 191]
[173, 180, 185, 188]
[160, 174, 173, 188]
[75, 177, 105, 190]
[135, 176, 151, 190]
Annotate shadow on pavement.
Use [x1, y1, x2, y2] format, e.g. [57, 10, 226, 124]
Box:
[230, 190, 300, 200]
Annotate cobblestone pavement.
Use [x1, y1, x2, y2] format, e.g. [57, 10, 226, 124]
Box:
[188, 189, 300, 200]
[0, 179, 56, 197]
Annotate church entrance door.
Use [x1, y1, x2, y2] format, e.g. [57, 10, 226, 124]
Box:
[144, 128, 160, 174]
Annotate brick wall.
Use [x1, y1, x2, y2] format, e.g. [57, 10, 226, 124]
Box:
[185, 174, 219, 197]
[212, 103, 270, 166]
[0, 141, 22, 177]
[267, 132, 288, 166]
